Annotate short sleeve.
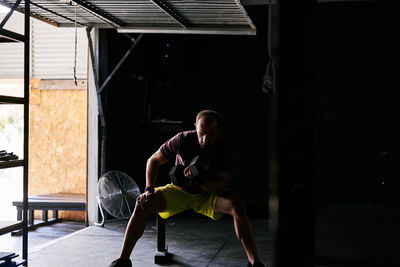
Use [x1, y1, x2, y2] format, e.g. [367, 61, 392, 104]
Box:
[159, 132, 181, 160]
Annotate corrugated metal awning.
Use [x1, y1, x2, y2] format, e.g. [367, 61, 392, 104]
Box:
[0, 0, 256, 35]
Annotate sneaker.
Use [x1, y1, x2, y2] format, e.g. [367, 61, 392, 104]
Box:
[247, 261, 266, 267]
[108, 258, 132, 267]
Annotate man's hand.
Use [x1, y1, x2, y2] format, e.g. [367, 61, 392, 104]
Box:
[183, 166, 194, 179]
[184, 166, 206, 187]
[136, 191, 155, 210]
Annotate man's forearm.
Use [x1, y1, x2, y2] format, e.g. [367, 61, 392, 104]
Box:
[146, 158, 160, 188]
[144, 149, 169, 189]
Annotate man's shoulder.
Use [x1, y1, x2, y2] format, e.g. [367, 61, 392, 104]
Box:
[166, 130, 197, 146]
[174, 130, 197, 141]
[179, 130, 196, 137]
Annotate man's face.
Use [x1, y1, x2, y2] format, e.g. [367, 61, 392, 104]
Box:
[195, 117, 220, 148]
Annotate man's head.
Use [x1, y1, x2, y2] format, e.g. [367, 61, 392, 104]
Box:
[195, 110, 222, 148]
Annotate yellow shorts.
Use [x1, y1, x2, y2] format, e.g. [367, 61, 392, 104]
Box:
[155, 183, 224, 221]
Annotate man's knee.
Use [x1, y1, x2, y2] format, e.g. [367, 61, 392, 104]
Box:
[222, 193, 246, 217]
[134, 191, 166, 215]
[233, 197, 246, 217]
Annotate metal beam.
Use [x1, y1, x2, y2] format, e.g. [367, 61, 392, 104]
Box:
[0, 37, 17, 42]
[241, 0, 372, 3]
[98, 33, 144, 93]
[118, 27, 256, 36]
[0, 0, 22, 29]
[149, 0, 188, 28]
[69, 0, 125, 28]
[30, 1, 83, 27]
[0, 0, 60, 27]
[0, 95, 25, 104]
[234, 0, 256, 31]
[0, 28, 25, 42]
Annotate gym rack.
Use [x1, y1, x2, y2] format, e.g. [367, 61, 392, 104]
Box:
[0, 0, 30, 265]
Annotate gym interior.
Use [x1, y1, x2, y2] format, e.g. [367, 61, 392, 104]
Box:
[0, 0, 399, 266]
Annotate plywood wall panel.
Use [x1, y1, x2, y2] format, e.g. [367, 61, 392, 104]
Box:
[29, 80, 87, 221]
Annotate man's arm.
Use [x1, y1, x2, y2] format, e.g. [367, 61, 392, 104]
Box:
[146, 149, 169, 189]
[136, 149, 169, 210]
[199, 172, 229, 196]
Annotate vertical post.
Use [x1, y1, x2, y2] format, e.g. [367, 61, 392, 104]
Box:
[154, 215, 169, 263]
[156, 215, 166, 252]
[52, 210, 59, 219]
[28, 210, 34, 226]
[86, 28, 99, 226]
[86, 27, 106, 176]
[23, 0, 30, 265]
[265, 2, 280, 266]
[276, 0, 315, 266]
[42, 210, 48, 222]
[86, 27, 107, 225]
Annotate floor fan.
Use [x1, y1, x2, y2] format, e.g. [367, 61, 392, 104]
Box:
[95, 171, 141, 226]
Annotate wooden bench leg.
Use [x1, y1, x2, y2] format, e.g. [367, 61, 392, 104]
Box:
[12, 209, 63, 236]
[154, 214, 170, 264]
[42, 210, 48, 222]
[28, 210, 34, 226]
[16, 208, 22, 221]
[52, 210, 58, 219]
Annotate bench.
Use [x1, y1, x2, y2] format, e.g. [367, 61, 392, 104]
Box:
[0, 252, 25, 266]
[155, 215, 169, 263]
[11, 193, 85, 235]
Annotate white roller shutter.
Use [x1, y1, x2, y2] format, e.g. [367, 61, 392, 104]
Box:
[0, 42, 24, 78]
[31, 18, 88, 79]
[0, 11, 88, 79]
[0, 12, 24, 78]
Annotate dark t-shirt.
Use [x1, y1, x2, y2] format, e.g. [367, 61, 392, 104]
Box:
[160, 130, 231, 192]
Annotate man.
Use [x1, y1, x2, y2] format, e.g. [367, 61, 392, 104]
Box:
[109, 110, 265, 267]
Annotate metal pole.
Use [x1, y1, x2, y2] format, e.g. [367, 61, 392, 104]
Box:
[86, 27, 106, 175]
[0, 0, 22, 29]
[157, 215, 166, 252]
[23, 0, 30, 265]
[277, 1, 316, 266]
[98, 33, 143, 93]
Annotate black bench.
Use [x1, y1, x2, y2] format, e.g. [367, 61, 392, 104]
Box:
[0, 252, 25, 266]
[12, 193, 85, 235]
[155, 215, 169, 263]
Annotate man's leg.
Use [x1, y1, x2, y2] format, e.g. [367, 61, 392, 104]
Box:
[215, 193, 260, 265]
[119, 190, 166, 259]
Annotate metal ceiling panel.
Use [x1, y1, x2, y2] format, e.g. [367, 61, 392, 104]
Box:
[0, 0, 256, 35]
[0, 11, 88, 79]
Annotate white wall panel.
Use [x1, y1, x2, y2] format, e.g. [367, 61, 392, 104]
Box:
[0, 12, 24, 78]
[31, 18, 88, 79]
[0, 12, 88, 79]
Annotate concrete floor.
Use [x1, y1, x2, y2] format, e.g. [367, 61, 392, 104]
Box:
[26, 216, 272, 267]
[2, 205, 399, 267]
[315, 205, 400, 267]
[0, 221, 85, 253]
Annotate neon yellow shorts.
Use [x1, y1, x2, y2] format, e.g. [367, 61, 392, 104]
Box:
[155, 183, 224, 221]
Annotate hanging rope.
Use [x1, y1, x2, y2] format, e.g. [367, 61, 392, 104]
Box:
[261, 0, 276, 94]
[73, 1, 78, 86]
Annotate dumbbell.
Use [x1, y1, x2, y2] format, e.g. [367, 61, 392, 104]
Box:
[187, 154, 212, 178]
[168, 165, 187, 186]
[168, 164, 203, 187]
[169, 154, 213, 187]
